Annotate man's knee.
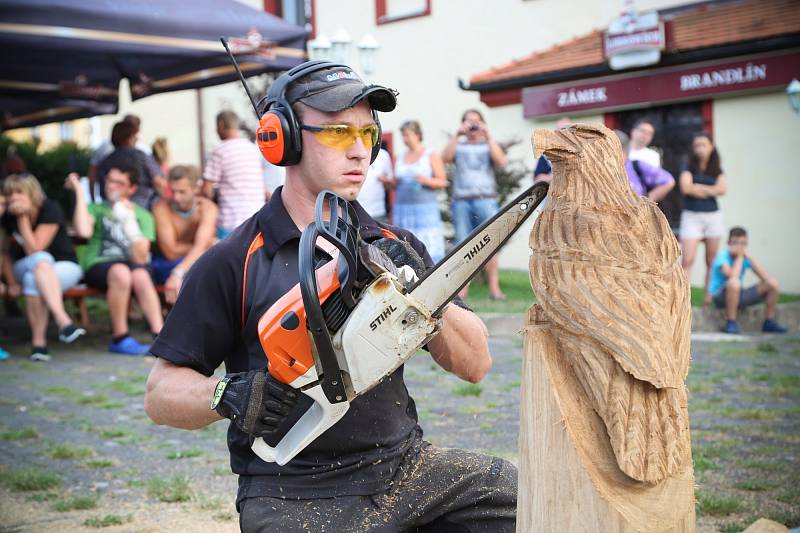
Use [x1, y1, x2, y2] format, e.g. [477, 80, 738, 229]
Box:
[726, 277, 741, 292]
[107, 264, 132, 289]
[130, 267, 155, 289]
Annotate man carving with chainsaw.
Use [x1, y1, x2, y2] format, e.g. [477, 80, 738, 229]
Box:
[144, 61, 517, 532]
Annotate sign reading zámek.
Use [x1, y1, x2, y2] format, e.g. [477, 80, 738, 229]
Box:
[522, 51, 799, 118]
[604, 10, 664, 70]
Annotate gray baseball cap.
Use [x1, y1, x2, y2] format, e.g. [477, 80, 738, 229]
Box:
[285, 66, 397, 113]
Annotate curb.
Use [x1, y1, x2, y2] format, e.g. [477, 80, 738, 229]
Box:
[480, 301, 800, 338]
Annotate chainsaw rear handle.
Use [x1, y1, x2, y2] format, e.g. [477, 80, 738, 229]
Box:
[251, 369, 350, 465]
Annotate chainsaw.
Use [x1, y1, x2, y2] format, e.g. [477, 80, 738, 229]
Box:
[252, 182, 549, 465]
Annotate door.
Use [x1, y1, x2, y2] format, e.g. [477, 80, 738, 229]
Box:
[614, 101, 710, 230]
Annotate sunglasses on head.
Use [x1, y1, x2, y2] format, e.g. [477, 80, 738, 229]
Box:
[300, 123, 379, 151]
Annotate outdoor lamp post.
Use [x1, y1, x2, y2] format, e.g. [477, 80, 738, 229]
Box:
[356, 34, 380, 75]
[308, 34, 331, 61]
[330, 28, 352, 65]
[787, 79, 800, 114]
[308, 29, 380, 78]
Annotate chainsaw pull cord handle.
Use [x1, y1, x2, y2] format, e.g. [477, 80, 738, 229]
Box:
[298, 190, 360, 405]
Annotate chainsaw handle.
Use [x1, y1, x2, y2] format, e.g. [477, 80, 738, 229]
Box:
[251, 382, 350, 465]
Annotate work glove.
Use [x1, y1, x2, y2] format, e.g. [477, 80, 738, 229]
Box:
[372, 238, 427, 278]
[212, 369, 299, 439]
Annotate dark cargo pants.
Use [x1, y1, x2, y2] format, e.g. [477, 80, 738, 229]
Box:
[239, 442, 517, 532]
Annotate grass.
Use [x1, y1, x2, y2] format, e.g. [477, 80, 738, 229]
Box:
[734, 479, 776, 492]
[83, 514, 130, 528]
[46, 442, 94, 460]
[166, 448, 204, 460]
[146, 475, 193, 503]
[25, 492, 58, 502]
[194, 494, 224, 511]
[53, 493, 99, 512]
[696, 492, 741, 516]
[463, 270, 534, 314]
[104, 379, 146, 397]
[212, 466, 231, 477]
[0, 427, 39, 440]
[452, 382, 483, 397]
[0, 467, 62, 491]
[457, 273, 800, 313]
[83, 459, 116, 469]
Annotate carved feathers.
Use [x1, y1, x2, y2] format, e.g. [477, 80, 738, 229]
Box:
[529, 124, 692, 484]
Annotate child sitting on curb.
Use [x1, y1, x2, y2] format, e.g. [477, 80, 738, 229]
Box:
[709, 226, 787, 334]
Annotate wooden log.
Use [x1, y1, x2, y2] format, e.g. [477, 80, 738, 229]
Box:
[518, 124, 695, 532]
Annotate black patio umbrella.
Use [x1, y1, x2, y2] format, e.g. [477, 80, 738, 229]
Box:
[0, 0, 307, 129]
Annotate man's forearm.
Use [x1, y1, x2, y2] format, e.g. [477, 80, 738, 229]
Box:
[427, 305, 491, 383]
[145, 358, 223, 429]
[648, 181, 674, 202]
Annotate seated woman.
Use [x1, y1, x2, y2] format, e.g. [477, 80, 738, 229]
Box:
[1, 173, 85, 361]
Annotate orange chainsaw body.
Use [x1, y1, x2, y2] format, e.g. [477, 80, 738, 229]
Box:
[257, 252, 341, 385]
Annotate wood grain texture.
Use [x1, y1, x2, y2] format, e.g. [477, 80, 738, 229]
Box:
[528, 123, 693, 484]
[518, 316, 695, 532]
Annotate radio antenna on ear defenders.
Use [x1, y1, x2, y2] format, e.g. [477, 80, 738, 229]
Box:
[220, 37, 261, 119]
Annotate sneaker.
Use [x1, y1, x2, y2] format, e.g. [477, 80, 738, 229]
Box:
[722, 320, 740, 334]
[58, 323, 86, 344]
[29, 346, 51, 362]
[108, 336, 150, 356]
[762, 319, 788, 334]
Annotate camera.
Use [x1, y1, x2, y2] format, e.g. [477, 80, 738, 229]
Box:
[468, 123, 480, 132]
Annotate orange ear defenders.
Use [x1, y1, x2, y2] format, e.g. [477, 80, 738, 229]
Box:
[256, 60, 383, 166]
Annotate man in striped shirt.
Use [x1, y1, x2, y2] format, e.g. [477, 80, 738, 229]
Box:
[202, 111, 267, 239]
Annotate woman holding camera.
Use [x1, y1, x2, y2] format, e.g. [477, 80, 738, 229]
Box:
[442, 109, 508, 300]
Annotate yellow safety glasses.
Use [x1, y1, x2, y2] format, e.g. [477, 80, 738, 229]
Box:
[301, 123, 379, 150]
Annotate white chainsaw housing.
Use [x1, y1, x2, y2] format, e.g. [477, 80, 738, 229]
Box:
[334, 271, 439, 396]
[251, 270, 437, 466]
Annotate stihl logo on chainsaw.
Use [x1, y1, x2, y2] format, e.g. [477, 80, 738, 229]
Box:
[463, 235, 491, 262]
[370, 304, 398, 331]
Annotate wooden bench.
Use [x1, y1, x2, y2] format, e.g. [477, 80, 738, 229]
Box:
[63, 284, 167, 328]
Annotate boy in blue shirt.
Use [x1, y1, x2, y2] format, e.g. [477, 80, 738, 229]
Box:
[709, 226, 787, 334]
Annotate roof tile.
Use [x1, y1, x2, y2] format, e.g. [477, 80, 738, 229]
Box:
[470, 0, 800, 85]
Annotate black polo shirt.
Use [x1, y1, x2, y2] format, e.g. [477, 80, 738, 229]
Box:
[150, 187, 444, 505]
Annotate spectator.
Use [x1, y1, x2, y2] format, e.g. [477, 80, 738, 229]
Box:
[88, 114, 150, 200]
[709, 227, 787, 334]
[615, 130, 675, 202]
[262, 159, 286, 202]
[1, 173, 85, 361]
[97, 120, 165, 208]
[202, 111, 266, 239]
[67, 158, 163, 355]
[393, 120, 447, 262]
[151, 137, 171, 178]
[0, 190, 7, 360]
[628, 119, 661, 168]
[679, 132, 727, 303]
[442, 109, 507, 300]
[533, 154, 552, 184]
[151, 165, 218, 304]
[358, 145, 393, 223]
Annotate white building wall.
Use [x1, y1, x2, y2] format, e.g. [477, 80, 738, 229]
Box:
[710, 91, 800, 292]
[314, 0, 687, 154]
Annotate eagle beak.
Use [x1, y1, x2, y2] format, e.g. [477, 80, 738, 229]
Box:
[532, 127, 579, 160]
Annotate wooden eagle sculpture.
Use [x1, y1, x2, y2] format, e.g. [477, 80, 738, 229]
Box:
[529, 123, 692, 484]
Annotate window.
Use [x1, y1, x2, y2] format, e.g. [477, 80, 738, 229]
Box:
[376, 0, 431, 25]
[264, 0, 315, 35]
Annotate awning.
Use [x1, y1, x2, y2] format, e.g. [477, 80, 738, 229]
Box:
[0, 0, 307, 129]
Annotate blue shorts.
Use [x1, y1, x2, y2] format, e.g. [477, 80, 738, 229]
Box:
[452, 197, 499, 243]
[151, 255, 183, 285]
